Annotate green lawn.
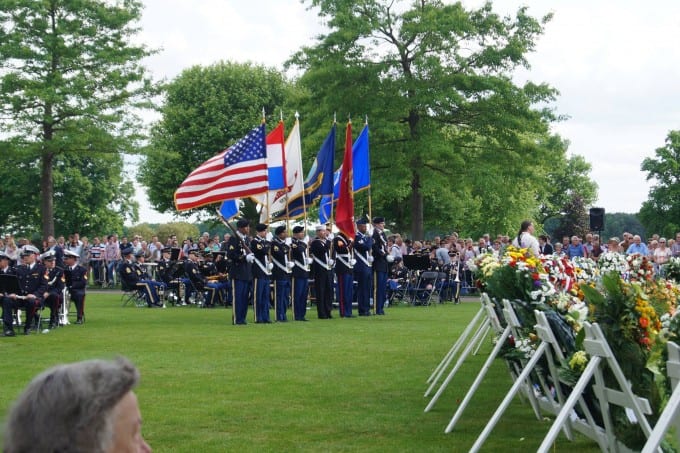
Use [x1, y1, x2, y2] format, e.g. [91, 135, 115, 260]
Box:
[0, 294, 601, 452]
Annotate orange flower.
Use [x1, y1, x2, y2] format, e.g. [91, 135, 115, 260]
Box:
[639, 317, 649, 328]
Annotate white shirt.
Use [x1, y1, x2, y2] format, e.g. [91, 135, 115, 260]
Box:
[512, 232, 540, 256]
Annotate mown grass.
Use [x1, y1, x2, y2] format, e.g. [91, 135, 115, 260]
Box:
[0, 294, 601, 452]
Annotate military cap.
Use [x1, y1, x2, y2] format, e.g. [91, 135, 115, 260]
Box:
[188, 249, 200, 256]
[255, 223, 268, 232]
[274, 225, 286, 236]
[315, 224, 326, 231]
[292, 226, 304, 234]
[161, 247, 172, 253]
[236, 219, 249, 228]
[0, 251, 10, 260]
[40, 250, 56, 261]
[133, 250, 144, 258]
[372, 216, 385, 224]
[121, 247, 134, 256]
[64, 250, 79, 259]
[20, 245, 40, 255]
[356, 218, 368, 225]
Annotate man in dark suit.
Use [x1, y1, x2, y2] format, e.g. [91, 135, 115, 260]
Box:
[353, 218, 374, 316]
[227, 219, 253, 325]
[63, 250, 88, 323]
[371, 217, 391, 315]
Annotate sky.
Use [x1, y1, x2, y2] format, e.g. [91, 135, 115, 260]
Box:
[132, 0, 680, 224]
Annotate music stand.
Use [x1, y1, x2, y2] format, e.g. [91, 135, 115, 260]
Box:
[403, 255, 430, 271]
[0, 274, 21, 295]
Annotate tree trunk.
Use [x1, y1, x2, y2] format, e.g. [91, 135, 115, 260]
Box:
[41, 151, 55, 240]
[410, 171, 423, 240]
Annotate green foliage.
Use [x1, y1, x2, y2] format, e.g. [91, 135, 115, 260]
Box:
[140, 61, 292, 216]
[0, 0, 157, 237]
[290, 0, 569, 238]
[547, 193, 591, 241]
[601, 212, 646, 240]
[154, 222, 200, 244]
[639, 130, 680, 237]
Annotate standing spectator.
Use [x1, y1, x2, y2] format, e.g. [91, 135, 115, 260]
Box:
[46, 236, 65, 269]
[654, 238, 672, 275]
[672, 233, 680, 257]
[89, 237, 104, 285]
[79, 236, 91, 274]
[104, 234, 121, 287]
[511, 220, 540, 257]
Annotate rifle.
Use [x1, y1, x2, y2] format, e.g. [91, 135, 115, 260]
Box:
[216, 209, 252, 254]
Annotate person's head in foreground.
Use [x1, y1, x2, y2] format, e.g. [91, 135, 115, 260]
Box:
[3, 356, 151, 453]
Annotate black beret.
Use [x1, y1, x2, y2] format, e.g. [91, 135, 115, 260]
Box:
[161, 247, 172, 253]
[372, 216, 385, 224]
[274, 225, 286, 236]
[256, 223, 268, 232]
[121, 247, 134, 256]
[236, 219, 249, 228]
[292, 226, 304, 234]
[356, 218, 368, 225]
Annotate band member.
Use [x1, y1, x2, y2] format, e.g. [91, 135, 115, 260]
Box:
[353, 218, 374, 316]
[3, 245, 48, 335]
[333, 230, 355, 318]
[157, 247, 190, 305]
[271, 226, 294, 322]
[310, 224, 333, 319]
[204, 251, 230, 307]
[290, 226, 312, 321]
[63, 250, 88, 323]
[41, 251, 64, 329]
[184, 250, 219, 307]
[442, 252, 463, 304]
[250, 223, 272, 323]
[1, 251, 18, 336]
[118, 248, 164, 308]
[213, 251, 231, 306]
[372, 217, 391, 315]
[227, 219, 253, 325]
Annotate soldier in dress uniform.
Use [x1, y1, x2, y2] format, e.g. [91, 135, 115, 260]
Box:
[157, 247, 190, 305]
[184, 250, 219, 307]
[270, 225, 294, 322]
[118, 248, 164, 309]
[227, 219, 253, 325]
[41, 251, 64, 329]
[310, 224, 333, 319]
[290, 226, 312, 321]
[251, 223, 273, 323]
[371, 217, 391, 315]
[213, 251, 231, 306]
[63, 249, 88, 323]
[353, 218, 374, 316]
[3, 245, 48, 335]
[333, 230, 355, 318]
[1, 251, 19, 336]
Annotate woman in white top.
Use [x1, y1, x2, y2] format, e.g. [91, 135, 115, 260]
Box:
[654, 237, 672, 276]
[511, 220, 540, 256]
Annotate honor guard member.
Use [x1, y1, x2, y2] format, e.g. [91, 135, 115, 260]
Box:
[353, 218, 374, 316]
[227, 219, 253, 325]
[1, 252, 19, 336]
[118, 248, 164, 308]
[310, 224, 334, 319]
[184, 250, 220, 307]
[290, 226, 312, 321]
[4, 245, 48, 335]
[271, 225, 294, 322]
[63, 250, 88, 323]
[333, 230, 355, 318]
[157, 247, 190, 305]
[41, 251, 64, 329]
[251, 223, 273, 323]
[371, 217, 391, 315]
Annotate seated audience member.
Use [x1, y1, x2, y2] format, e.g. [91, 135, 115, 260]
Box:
[3, 356, 151, 453]
[590, 238, 604, 261]
[607, 237, 621, 254]
[538, 235, 553, 255]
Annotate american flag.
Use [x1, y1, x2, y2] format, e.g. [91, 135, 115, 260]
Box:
[174, 125, 268, 211]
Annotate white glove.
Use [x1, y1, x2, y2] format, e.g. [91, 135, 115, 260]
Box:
[267, 262, 274, 271]
[287, 261, 295, 269]
[368, 256, 375, 263]
[349, 258, 357, 266]
[306, 257, 313, 265]
[386, 255, 395, 263]
[245, 253, 255, 263]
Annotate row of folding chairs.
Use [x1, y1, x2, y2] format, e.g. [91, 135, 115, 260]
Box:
[423, 293, 680, 452]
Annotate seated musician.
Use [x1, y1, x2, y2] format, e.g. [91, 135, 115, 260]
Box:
[63, 250, 88, 324]
[41, 251, 64, 329]
[118, 248, 165, 308]
[439, 252, 463, 304]
[3, 245, 48, 335]
[157, 247, 190, 305]
[202, 251, 229, 307]
[387, 258, 408, 300]
[183, 249, 220, 307]
[1, 251, 18, 336]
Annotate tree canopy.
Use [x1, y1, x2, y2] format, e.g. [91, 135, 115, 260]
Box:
[0, 0, 156, 238]
[639, 130, 680, 237]
[288, 0, 565, 238]
[140, 61, 294, 217]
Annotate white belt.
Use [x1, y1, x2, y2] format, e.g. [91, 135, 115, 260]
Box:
[355, 251, 372, 268]
[254, 257, 271, 276]
[336, 254, 353, 269]
[272, 256, 291, 274]
[313, 255, 333, 271]
[294, 259, 309, 272]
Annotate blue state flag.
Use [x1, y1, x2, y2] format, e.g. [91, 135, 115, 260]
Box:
[219, 199, 240, 220]
[319, 170, 341, 224]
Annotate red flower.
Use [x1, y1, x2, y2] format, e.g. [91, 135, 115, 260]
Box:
[639, 317, 649, 329]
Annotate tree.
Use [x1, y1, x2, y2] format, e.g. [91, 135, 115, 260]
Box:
[140, 61, 292, 217]
[289, 0, 559, 239]
[639, 130, 680, 237]
[0, 0, 156, 238]
[546, 193, 590, 242]
[601, 213, 646, 241]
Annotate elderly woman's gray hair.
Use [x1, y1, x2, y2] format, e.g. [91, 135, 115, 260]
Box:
[3, 356, 139, 453]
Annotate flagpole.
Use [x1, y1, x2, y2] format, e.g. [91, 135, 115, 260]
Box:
[329, 113, 338, 227]
[366, 115, 372, 225]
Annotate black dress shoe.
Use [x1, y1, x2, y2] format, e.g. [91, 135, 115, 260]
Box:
[76, 318, 84, 325]
[4, 329, 16, 337]
[23, 328, 31, 335]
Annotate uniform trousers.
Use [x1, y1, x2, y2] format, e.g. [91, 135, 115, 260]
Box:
[374, 271, 387, 315]
[253, 277, 271, 322]
[274, 278, 290, 321]
[232, 279, 251, 324]
[336, 272, 353, 317]
[292, 278, 308, 320]
[354, 268, 372, 315]
[313, 269, 333, 319]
